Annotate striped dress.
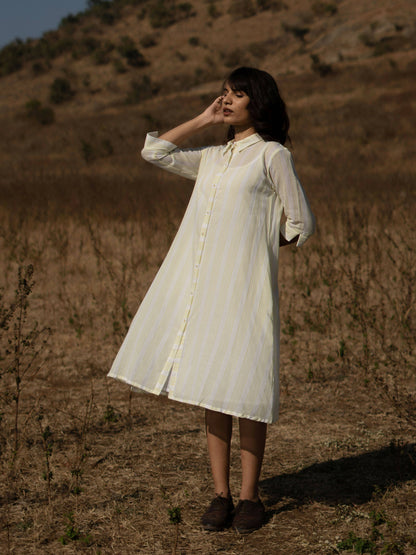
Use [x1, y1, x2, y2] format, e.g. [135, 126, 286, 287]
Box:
[107, 131, 315, 423]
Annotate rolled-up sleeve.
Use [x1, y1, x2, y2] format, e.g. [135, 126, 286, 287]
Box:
[268, 148, 316, 247]
[141, 132, 205, 181]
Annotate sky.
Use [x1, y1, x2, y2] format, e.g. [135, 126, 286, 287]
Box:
[1, 1, 88, 48]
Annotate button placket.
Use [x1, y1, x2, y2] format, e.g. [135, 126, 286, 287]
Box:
[156, 157, 230, 393]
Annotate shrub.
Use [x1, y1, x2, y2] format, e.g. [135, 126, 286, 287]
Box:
[223, 48, 248, 68]
[59, 13, 82, 30]
[228, 0, 257, 19]
[311, 2, 338, 16]
[256, 0, 286, 11]
[207, 0, 221, 18]
[175, 51, 187, 62]
[93, 41, 114, 65]
[248, 41, 269, 60]
[117, 36, 148, 67]
[310, 53, 333, 76]
[49, 77, 75, 104]
[0, 39, 25, 76]
[32, 61, 48, 76]
[87, 1, 121, 24]
[140, 34, 158, 48]
[25, 99, 55, 125]
[93, 49, 110, 65]
[125, 75, 158, 104]
[148, 0, 196, 29]
[373, 39, 395, 57]
[81, 140, 95, 163]
[113, 59, 127, 73]
[71, 37, 101, 59]
[282, 22, 310, 41]
[99, 11, 116, 24]
[189, 36, 200, 46]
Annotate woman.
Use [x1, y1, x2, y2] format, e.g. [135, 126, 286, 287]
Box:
[108, 67, 315, 533]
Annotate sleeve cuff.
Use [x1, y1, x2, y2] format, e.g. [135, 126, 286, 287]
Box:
[280, 221, 313, 247]
[142, 131, 178, 153]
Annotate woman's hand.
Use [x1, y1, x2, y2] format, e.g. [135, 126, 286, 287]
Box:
[200, 96, 225, 125]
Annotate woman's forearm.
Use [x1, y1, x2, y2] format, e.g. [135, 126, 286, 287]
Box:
[159, 96, 224, 145]
[159, 114, 212, 145]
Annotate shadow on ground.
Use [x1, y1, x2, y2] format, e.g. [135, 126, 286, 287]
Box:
[260, 441, 416, 512]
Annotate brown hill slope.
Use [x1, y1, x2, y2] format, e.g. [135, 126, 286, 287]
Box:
[1, 0, 415, 112]
[0, 0, 415, 201]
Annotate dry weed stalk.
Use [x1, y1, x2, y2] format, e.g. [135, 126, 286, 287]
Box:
[0, 264, 51, 468]
[37, 408, 54, 505]
[69, 386, 94, 497]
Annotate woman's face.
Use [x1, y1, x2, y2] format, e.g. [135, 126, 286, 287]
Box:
[221, 83, 252, 127]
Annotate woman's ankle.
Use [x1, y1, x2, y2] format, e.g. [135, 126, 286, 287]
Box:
[215, 489, 231, 499]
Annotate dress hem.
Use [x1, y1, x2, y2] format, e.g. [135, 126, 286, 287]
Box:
[107, 373, 277, 424]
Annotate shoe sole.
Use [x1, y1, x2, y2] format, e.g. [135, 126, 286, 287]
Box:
[233, 525, 262, 534]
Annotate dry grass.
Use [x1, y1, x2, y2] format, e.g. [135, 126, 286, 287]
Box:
[1, 48, 416, 555]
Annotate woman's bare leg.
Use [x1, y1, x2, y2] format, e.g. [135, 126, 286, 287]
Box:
[239, 418, 267, 501]
[205, 409, 233, 497]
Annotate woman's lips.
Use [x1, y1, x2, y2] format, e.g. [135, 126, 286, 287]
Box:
[223, 109, 233, 115]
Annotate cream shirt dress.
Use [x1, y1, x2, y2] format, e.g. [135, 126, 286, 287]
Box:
[108, 131, 315, 423]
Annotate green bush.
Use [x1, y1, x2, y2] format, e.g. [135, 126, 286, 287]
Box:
[125, 75, 158, 104]
[93, 41, 114, 65]
[71, 37, 101, 60]
[99, 11, 116, 24]
[282, 22, 310, 41]
[188, 36, 200, 46]
[25, 99, 55, 125]
[49, 77, 75, 104]
[311, 2, 338, 16]
[113, 59, 127, 73]
[0, 39, 25, 76]
[117, 36, 147, 67]
[59, 13, 83, 30]
[256, 0, 286, 11]
[310, 53, 333, 76]
[223, 48, 248, 68]
[148, 0, 195, 29]
[207, 0, 221, 18]
[248, 41, 269, 60]
[32, 61, 48, 76]
[228, 0, 257, 19]
[140, 34, 158, 48]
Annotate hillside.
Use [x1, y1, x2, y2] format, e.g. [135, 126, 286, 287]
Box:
[0, 0, 415, 185]
[1, 0, 415, 114]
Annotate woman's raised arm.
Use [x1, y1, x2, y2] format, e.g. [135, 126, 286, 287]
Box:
[159, 96, 225, 145]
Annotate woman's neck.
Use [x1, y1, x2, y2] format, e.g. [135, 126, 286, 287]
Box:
[233, 125, 256, 141]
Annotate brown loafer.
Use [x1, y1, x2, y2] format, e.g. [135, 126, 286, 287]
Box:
[232, 499, 266, 534]
[201, 495, 234, 531]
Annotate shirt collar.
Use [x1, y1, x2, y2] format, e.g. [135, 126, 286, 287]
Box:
[222, 133, 264, 155]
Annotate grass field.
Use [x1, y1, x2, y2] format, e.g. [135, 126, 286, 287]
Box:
[1, 54, 415, 553]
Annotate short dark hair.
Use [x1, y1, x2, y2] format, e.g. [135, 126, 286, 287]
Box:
[225, 66, 290, 145]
